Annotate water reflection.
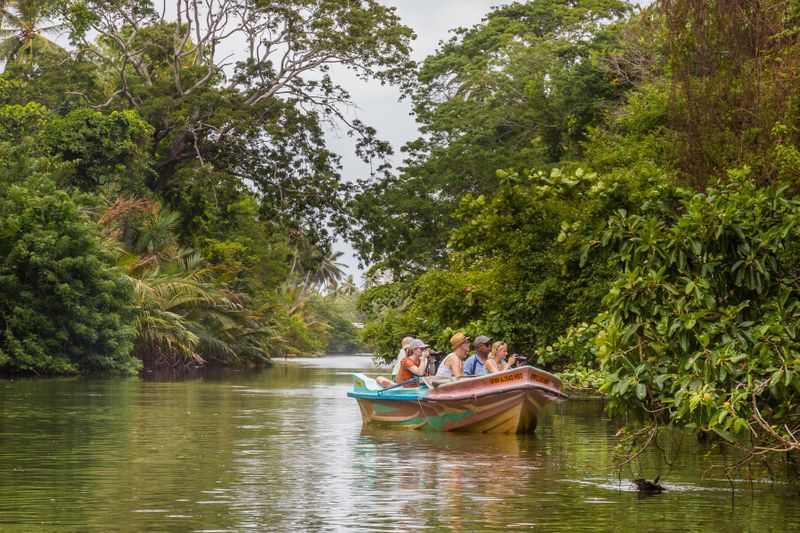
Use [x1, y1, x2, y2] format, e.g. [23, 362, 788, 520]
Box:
[0, 356, 797, 532]
[351, 429, 532, 531]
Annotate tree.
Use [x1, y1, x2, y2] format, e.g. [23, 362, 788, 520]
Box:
[599, 175, 800, 469]
[352, 0, 632, 274]
[0, 0, 67, 70]
[43, 107, 154, 193]
[658, 0, 800, 187]
[0, 168, 136, 374]
[99, 197, 272, 368]
[318, 289, 364, 354]
[336, 274, 358, 297]
[0, 101, 155, 194]
[60, 0, 414, 243]
[307, 249, 347, 292]
[260, 283, 331, 357]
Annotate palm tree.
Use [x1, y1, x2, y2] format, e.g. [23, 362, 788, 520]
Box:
[0, 0, 67, 70]
[260, 283, 330, 357]
[100, 197, 271, 368]
[126, 251, 262, 368]
[336, 274, 359, 297]
[308, 249, 347, 292]
[0, 1, 12, 28]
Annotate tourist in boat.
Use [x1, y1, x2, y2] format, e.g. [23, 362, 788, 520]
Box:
[395, 339, 430, 386]
[391, 336, 415, 381]
[376, 336, 420, 388]
[463, 335, 492, 376]
[484, 341, 517, 374]
[435, 332, 470, 377]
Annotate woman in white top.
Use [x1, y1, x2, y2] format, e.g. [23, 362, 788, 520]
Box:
[435, 332, 470, 377]
[484, 341, 517, 374]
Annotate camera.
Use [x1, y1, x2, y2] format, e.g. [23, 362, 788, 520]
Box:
[428, 349, 447, 362]
[511, 353, 528, 367]
[426, 349, 447, 375]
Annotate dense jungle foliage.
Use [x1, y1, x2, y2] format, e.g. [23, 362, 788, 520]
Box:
[0, 0, 385, 372]
[2, 0, 800, 475]
[354, 0, 800, 474]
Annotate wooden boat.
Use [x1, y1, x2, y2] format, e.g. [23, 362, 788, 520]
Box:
[347, 366, 568, 434]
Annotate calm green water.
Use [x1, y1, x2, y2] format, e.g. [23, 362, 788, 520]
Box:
[0, 355, 797, 531]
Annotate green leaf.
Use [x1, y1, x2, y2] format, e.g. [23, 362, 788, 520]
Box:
[579, 244, 590, 267]
[713, 427, 735, 443]
[636, 383, 647, 400]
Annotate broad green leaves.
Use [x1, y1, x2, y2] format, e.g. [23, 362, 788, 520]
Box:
[599, 175, 800, 453]
[0, 170, 136, 374]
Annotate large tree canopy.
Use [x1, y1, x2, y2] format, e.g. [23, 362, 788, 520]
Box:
[351, 0, 632, 275]
[56, 0, 414, 243]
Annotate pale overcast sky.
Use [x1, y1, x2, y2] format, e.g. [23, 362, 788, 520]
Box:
[329, 1, 512, 284]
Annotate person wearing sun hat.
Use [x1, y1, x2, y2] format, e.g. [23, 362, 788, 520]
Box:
[463, 335, 492, 376]
[394, 338, 430, 386]
[391, 336, 416, 381]
[435, 332, 470, 377]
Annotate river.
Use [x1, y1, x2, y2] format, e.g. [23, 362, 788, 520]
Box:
[0, 355, 797, 531]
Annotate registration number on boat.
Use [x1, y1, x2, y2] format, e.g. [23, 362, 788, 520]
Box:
[488, 372, 523, 385]
[530, 374, 549, 385]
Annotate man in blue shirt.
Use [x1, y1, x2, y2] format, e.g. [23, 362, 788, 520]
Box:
[463, 335, 492, 376]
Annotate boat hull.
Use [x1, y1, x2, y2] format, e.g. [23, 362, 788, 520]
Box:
[348, 366, 567, 434]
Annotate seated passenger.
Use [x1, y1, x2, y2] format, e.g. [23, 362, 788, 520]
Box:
[376, 336, 417, 388]
[435, 332, 470, 377]
[391, 336, 415, 381]
[484, 341, 517, 374]
[463, 335, 492, 376]
[394, 339, 430, 386]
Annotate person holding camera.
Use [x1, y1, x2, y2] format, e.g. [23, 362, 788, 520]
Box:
[435, 332, 471, 377]
[484, 341, 517, 374]
[391, 336, 415, 381]
[394, 339, 431, 386]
